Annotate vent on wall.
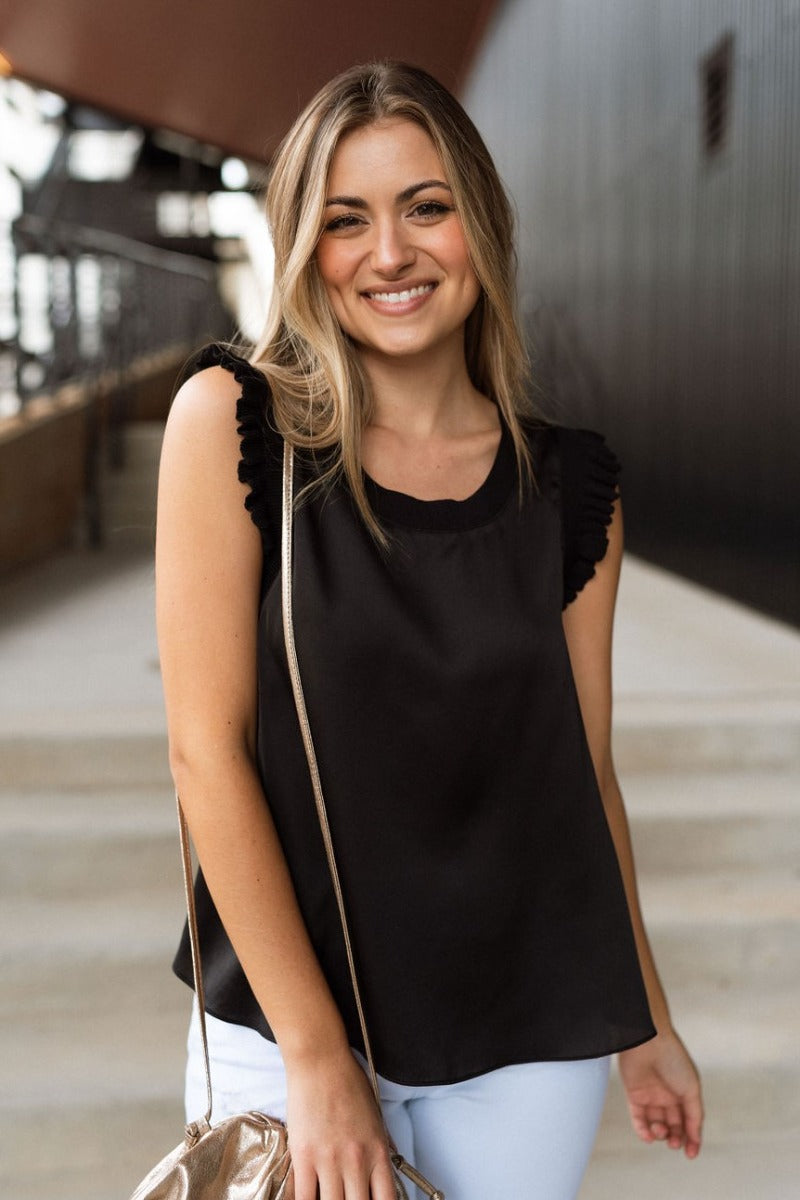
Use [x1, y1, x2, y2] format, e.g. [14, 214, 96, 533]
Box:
[701, 31, 735, 157]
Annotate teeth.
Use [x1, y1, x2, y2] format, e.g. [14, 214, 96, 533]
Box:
[366, 284, 435, 304]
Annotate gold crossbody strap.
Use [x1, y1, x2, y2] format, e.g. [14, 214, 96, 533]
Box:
[281, 444, 443, 1200]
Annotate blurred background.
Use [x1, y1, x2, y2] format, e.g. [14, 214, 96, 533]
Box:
[0, 2, 798, 1198]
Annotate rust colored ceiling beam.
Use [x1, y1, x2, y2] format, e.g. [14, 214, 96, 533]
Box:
[0, 0, 499, 162]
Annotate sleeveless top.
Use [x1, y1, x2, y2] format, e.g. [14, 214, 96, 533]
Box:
[172, 343, 656, 1085]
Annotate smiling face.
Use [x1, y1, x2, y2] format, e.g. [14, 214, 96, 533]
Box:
[315, 118, 482, 365]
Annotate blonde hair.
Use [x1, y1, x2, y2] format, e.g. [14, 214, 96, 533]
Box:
[251, 60, 536, 543]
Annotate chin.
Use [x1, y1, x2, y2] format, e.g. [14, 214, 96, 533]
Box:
[366, 341, 441, 362]
[358, 325, 466, 361]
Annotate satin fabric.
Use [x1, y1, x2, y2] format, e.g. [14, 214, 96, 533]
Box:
[172, 345, 655, 1085]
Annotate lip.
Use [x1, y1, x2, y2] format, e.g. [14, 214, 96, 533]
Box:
[360, 281, 438, 316]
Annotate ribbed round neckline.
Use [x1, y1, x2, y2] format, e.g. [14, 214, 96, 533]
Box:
[362, 416, 516, 531]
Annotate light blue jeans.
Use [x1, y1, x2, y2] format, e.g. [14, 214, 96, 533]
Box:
[185, 1003, 610, 1200]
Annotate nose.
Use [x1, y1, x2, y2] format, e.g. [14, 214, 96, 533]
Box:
[369, 216, 415, 276]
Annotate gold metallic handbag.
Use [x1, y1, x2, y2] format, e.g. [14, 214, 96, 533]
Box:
[129, 443, 443, 1200]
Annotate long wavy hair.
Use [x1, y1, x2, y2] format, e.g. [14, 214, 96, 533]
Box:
[251, 60, 536, 543]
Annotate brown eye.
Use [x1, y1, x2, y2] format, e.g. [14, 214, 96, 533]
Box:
[411, 201, 452, 219]
[324, 213, 363, 232]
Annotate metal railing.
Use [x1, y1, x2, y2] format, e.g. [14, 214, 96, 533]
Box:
[1, 214, 233, 544]
[5, 213, 229, 406]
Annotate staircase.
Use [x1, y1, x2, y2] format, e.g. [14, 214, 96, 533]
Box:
[0, 768, 186, 1200]
[0, 501, 798, 1197]
[581, 562, 800, 1199]
[0, 542, 186, 1199]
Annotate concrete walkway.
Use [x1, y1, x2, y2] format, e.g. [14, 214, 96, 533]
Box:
[1, 542, 798, 1199]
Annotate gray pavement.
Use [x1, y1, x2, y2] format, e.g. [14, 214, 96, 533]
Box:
[2, 538, 798, 748]
[1, 542, 799, 1199]
[0, 543, 163, 738]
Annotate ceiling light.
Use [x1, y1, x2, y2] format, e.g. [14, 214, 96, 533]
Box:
[67, 128, 143, 181]
[221, 157, 249, 190]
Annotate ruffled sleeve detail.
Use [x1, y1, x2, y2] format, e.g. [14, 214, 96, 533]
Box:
[556, 427, 621, 608]
[177, 342, 282, 550]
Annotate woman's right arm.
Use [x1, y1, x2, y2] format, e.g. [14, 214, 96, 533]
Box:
[155, 365, 397, 1200]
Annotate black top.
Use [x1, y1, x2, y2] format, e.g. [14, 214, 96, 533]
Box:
[173, 343, 656, 1085]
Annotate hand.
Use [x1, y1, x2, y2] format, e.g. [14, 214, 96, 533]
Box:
[285, 1047, 397, 1200]
[617, 1028, 704, 1159]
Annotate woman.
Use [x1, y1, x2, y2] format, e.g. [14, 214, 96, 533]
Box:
[156, 61, 703, 1200]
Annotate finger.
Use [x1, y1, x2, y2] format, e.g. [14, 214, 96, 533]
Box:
[318, 1165, 345, 1200]
[664, 1104, 684, 1150]
[645, 1105, 669, 1141]
[369, 1155, 400, 1200]
[628, 1103, 656, 1143]
[339, 1147, 373, 1200]
[341, 1168, 371, 1200]
[683, 1089, 705, 1159]
[291, 1160, 320, 1200]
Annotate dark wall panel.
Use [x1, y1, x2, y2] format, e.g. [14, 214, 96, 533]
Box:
[463, 0, 799, 625]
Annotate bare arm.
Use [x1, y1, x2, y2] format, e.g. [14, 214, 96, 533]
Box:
[562, 498, 703, 1159]
[155, 366, 396, 1199]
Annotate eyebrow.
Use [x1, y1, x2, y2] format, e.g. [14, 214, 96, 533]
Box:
[324, 179, 452, 208]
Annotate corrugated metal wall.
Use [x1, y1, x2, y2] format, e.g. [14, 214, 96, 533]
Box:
[464, 0, 799, 625]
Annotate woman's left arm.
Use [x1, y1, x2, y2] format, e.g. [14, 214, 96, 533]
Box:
[562, 496, 704, 1160]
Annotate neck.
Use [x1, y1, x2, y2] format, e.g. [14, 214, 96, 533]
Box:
[359, 334, 493, 438]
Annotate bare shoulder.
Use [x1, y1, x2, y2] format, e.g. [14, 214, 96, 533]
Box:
[160, 364, 249, 482]
[172, 362, 243, 405]
[158, 363, 257, 547]
[166, 364, 243, 443]
[156, 363, 262, 744]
